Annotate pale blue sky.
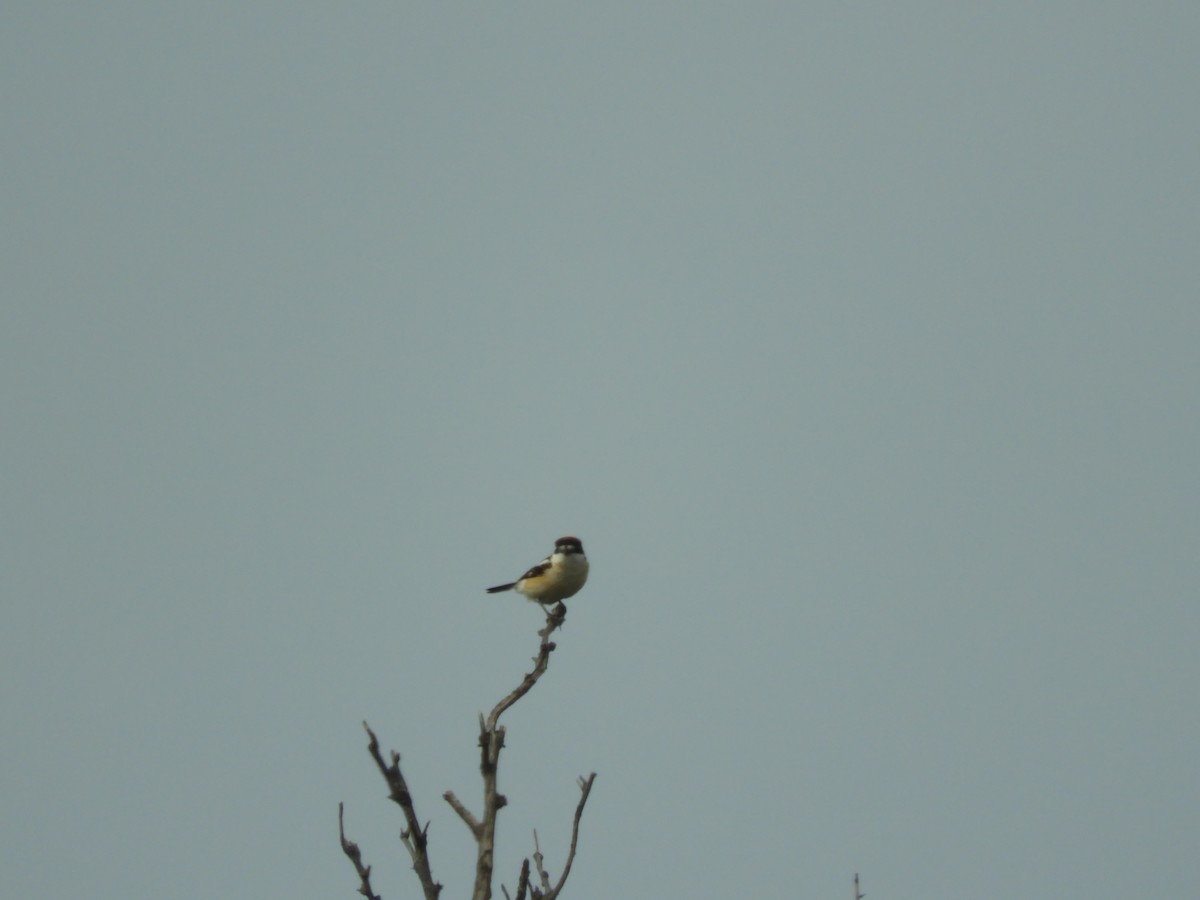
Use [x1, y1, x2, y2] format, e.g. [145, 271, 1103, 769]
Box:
[3, 4, 1198, 899]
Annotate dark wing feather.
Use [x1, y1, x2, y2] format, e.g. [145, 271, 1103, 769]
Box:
[517, 559, 552, 581]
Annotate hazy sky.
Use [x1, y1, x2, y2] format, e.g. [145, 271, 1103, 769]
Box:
[4, 4, 1198, 899]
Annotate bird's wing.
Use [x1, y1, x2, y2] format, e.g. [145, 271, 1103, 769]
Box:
[517, 557, 553, 581]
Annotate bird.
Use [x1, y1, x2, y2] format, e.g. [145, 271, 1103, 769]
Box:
[486, 536, 589, 606]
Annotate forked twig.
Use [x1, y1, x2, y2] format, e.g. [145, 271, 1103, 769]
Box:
[362, 722, 442, 900]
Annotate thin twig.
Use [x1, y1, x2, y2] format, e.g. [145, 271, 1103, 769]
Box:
[338, 802, 383, 900]
[515, 858, 531, 900]
[443, 790, 482, 838]
[528, 774, 597, 900]
[544, 775, 597, 899]
[532, 830, 551, 894]
[487, 604, 565, 732]
[362, 721, 443, 900]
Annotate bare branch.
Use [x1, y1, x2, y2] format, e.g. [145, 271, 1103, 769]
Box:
[362, 721, 443, 900]
[443, 790, 482, 838]
[338, 802, 382, 900]
[531, 830, 551, 894]
[515, 858, 531, 900]
[486, 604, 565, 732]
[539, 774, 597, 900]
[468, 606, 568, 900]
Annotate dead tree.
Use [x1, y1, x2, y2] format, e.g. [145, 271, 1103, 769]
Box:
[339, 603, 597, 900]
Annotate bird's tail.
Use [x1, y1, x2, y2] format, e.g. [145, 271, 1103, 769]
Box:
[486, 582, 517, 594]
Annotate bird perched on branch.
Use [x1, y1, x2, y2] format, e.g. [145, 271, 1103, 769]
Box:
[486, 536, 589, 606]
